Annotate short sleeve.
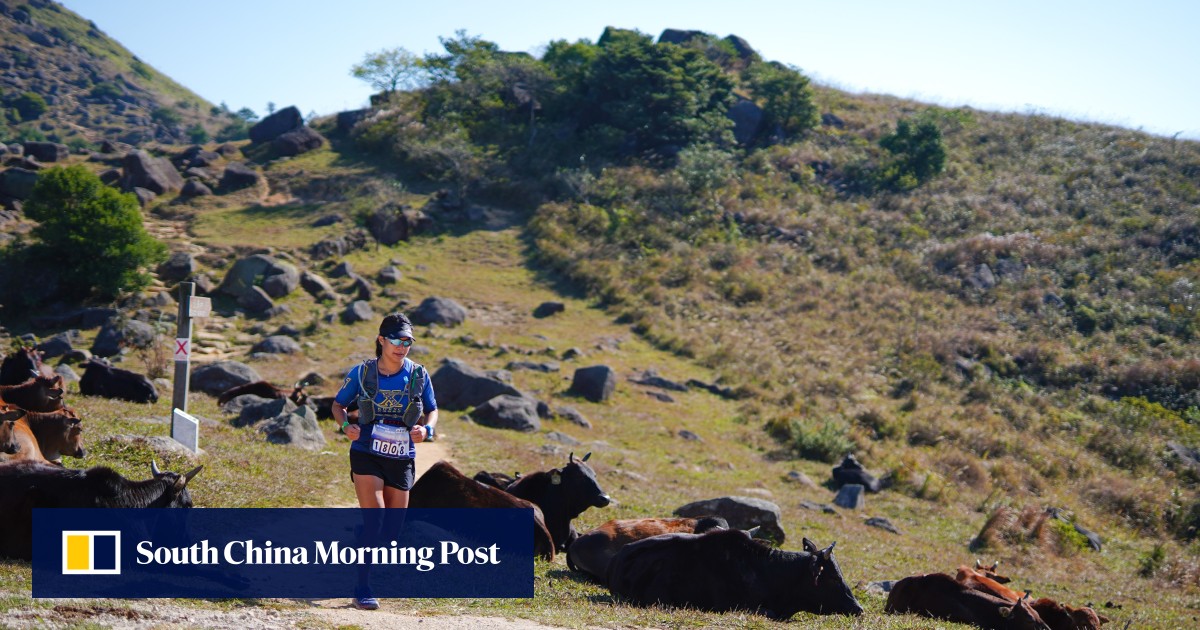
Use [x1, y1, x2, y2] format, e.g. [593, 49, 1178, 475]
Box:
[333, 364, 362, 406]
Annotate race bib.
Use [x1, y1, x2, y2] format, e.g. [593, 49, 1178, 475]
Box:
[369, 423, 411, 459]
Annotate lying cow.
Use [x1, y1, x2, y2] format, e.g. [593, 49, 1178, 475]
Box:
[217, 380, 309, 407]
[567, 516, 728, 583]
[0, 347, 47, 385]
[886, 572, 1049, 629]
[503, 452, 611, 552]
[955, 563, 1109, 629]
[408, 460, 556, 561]
[472, 470, 520, 489]
[831, 453, 882, 492]
[0, 460, 202, 560]
[80, 358, 157, 404]
[607, 529, 863, 619]
[0, 404, 23, 455]
[0, 374, 65, 412]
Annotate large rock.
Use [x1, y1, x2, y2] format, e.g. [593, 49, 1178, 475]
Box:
[217, 254, 299, 299]
[272, 126, 325, 157]
[251, 335, 302, 355]
[469, 394, 540, 432]
[300, 270, 338, 302]
[191, 360, 262, 395]
[568, 365, 617, 403]
[258, 406, 325, 451]
[238, 286, 275, 313]
[234, 396, 297, 428]
[22, 141, 68, 163]
[91, 319, 156, 358]
[120, 150, 184, 195]
[249, 106, 304, 144]
[0, 167, 38, 200]
[410, 296, 467, 327]
[431, 358, 523, 411]
[310, 229, 369, 259]
[367, 204, 432, 246]
[341, 300, 374, 324]
[674, 496, 786, 544]
[36, 330, 79, 360]
[220, 162, 262, 191]
[157, 251, 196, 282]
[728, 98, 765, 145]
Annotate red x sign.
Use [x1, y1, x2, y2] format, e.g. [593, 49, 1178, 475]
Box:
[174, 338, 190, 361]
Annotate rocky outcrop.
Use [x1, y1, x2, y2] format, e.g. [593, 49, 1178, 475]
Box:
[120, 150, 184, 195]
[249, 106, 303, 144]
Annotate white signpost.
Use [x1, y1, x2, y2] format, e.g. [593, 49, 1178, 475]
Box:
[172, 408, 200, 453]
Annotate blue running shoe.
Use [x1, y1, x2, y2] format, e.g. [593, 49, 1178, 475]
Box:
[353, 587, 379, 610]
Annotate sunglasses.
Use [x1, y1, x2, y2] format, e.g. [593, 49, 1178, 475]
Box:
[383, 336, 414, 347]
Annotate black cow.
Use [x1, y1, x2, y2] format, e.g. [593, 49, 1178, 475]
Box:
[0, 347, 45, 385]
[567, 516, 728, 583]
[409, 460, 556, 561]
[472, 470, 520, 489]
[80, 358, 158, 404]
[0, 460, 202, 560]
[0, 374, 65, 412]
[607, 529, 863, 619]
[503, 452, 611, 551]
[832, 453, 882, 493]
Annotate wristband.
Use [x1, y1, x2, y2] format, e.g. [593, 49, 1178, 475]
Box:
[424, 425, 434, 440]
[341, 420, 350, 431]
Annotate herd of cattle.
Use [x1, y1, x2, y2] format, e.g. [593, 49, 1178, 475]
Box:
[0, 346, 202, 559]
[0, 345, 1120, 628]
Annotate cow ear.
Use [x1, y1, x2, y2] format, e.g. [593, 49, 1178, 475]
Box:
[821, 541, 837, 558]
[582, 451, 592, 462]
[551, 471, 562, 485]
[802, 537, 818, 553]
[998, 605, 1012, 618]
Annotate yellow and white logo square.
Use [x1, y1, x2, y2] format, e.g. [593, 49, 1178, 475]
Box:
[62, 531, 121, 575]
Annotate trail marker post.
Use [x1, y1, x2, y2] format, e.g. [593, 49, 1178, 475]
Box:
[171, 282, 210, 450]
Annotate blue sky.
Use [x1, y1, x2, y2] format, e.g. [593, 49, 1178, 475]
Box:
[58, 0, 1199, 139]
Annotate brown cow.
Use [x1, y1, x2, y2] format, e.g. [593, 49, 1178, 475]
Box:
[0, 374, 65, 412]
[0, 404, 24, 455]
[24, 408, 85, 463]
[566, 516, 728, 583]
[409, 460, 556, 561]
[956, 564, 1110, 630]
[886, 572, 1050, 629]
[974, 559, 1012, 583]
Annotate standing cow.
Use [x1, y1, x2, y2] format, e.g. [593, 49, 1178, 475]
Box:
[607, 529, 863, 619]
[0, 460, 202, 560]
[504, 452, 611, 552]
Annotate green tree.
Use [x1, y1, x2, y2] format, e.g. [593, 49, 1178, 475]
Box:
[878, 117, 947, 190]
[351, 46, 429, 97]
[745, 61, 819, 141]
[23, 165, 166, 300]
[11, 91, 48, 121]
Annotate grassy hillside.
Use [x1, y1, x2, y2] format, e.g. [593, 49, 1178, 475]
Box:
[1, 22, 1199, 630]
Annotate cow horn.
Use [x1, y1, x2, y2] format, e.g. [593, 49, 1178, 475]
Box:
[975, 558, 983, 569]
[151, 460, 162, 476]
[821, 541, 837, 557]
[990, 560, 1000, 571]
[183, 465, 204, 484]
[569, 452, 575, 463]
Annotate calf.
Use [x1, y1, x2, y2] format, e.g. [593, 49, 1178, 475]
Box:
[504, 452, 611, 551]
[0, 416, 45, 463]
[956, 565, 1026, 602]
[886, 572, 1049, 629]
[0, 460, 202, 560]
[607, 529, 863, 619]
[1030, 598, 1110, 630]
[0, 405, 25, 454]
[80, 358, 157, 404]
[0, 347, 47, 385]
[408, 460, 556, 561]
[23, 408, 85, 463]
[567, 516, 728, 583]
[0, 374, 65, 412]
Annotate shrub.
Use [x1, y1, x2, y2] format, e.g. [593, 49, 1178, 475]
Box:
[89, 81, 123, 100]
[878, 116, 946, 190]
[19, 165, 166, 301]
[186, 124, 209, 144]
[777, 416, 854, 463]
[10, 91, 48, 121]
[151, 106, 182, 126]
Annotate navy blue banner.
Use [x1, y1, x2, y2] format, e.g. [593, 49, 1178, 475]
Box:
[33, 508, 534, 598]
